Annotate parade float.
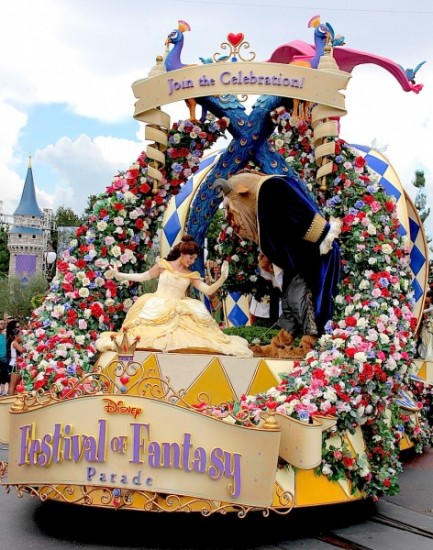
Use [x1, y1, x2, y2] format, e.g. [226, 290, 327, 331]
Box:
[1, 17, 432, 516]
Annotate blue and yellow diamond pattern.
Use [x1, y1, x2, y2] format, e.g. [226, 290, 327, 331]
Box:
[351, 144, 428, 324]
[160, 151, 222, 257]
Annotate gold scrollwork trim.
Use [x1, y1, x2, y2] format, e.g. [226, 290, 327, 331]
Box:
[0, 482, 294, 516]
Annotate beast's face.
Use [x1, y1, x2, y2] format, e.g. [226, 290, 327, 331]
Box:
[213, 171, 263, 244]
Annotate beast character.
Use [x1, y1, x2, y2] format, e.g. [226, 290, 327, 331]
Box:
[213, 171, 341, 358]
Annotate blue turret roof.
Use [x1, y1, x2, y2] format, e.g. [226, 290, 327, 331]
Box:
[14, 156, 43, 217]
[9, 226, 43, 235]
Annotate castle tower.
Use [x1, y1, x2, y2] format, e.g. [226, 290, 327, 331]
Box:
[7, 156, 54, 280]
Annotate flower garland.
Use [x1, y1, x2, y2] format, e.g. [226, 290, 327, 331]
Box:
[212, 223, 273, 300]
[17, 118, 228, 396]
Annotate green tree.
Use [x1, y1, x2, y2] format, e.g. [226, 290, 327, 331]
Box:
[80, 194, 99, 223]
[0, 273, 48, 320]
[51, 206, 80, 250]
[0, 224, 10, 276]
[55, 205, 81, 227]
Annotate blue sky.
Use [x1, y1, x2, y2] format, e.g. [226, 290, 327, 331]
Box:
[1, 0, 433, 245]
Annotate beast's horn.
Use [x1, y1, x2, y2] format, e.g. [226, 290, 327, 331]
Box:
[211, 178, 232, 195]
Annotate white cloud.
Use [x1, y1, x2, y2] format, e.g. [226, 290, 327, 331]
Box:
[35, 133, 145, 215]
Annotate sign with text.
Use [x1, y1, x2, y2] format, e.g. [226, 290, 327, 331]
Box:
[132, 61, 351, 120]
[7, 396, 281, 507]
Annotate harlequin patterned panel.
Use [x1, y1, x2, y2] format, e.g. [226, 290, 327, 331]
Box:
[350, 144, 428, 325]
[160, 151, 222, 258]
[404, 192, 429, 323]
[350, 144, 409, 236]
[222, 291, 250, 327]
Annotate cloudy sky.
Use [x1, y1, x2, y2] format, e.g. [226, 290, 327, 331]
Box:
[1, 0, 432, 240]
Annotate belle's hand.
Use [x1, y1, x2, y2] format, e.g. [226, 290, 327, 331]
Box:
[220, 260, 229, 279]
[111, 264, 120, 278]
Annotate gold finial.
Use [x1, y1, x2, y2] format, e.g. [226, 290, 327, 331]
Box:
[262, 409, 280, 430]
[28, 155, 32, 168]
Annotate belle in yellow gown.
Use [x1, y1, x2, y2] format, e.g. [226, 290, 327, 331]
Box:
[96, 259, 253, 357]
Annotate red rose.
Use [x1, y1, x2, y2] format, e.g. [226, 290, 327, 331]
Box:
[345, 347, 357, 358]
[90, 303, 104, 318]
[384, 200, 395, 212]
[139, 182, 151, 194]
[76, 259, 87, 269]
[76, 225, 88, 237]
[354, 156, 366, 169]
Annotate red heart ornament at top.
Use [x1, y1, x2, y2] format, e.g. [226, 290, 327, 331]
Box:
[120, 375, 129, 385]
[227, 33, 244, 47]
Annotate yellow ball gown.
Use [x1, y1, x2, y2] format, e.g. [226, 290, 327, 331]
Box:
[96, 259, 253, 357]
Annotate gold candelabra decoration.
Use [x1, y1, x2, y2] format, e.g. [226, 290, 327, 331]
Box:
[213, 33, 256, 63]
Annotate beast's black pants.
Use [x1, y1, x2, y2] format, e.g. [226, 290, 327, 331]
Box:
[277, 274, 318, 337]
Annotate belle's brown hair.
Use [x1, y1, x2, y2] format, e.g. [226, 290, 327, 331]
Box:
[166, 235, 201, 261]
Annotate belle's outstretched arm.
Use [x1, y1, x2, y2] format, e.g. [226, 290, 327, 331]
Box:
[111, 263, 162, 283]
[193, 261, 229, 296]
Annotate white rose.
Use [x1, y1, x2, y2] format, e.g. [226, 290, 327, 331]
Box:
[332, 338, 345, 348]
[97, 221, 108, 231]
[379, 333, 390, 344]
[111, 246, 122, 257]
[123, 191, 135, 202]
[322, 464, 333, 476]
[356, 317, 368, 329]
[323, 387, 337, 402]
[381, 243, 393, 254]
[52, 305, 65, 318]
